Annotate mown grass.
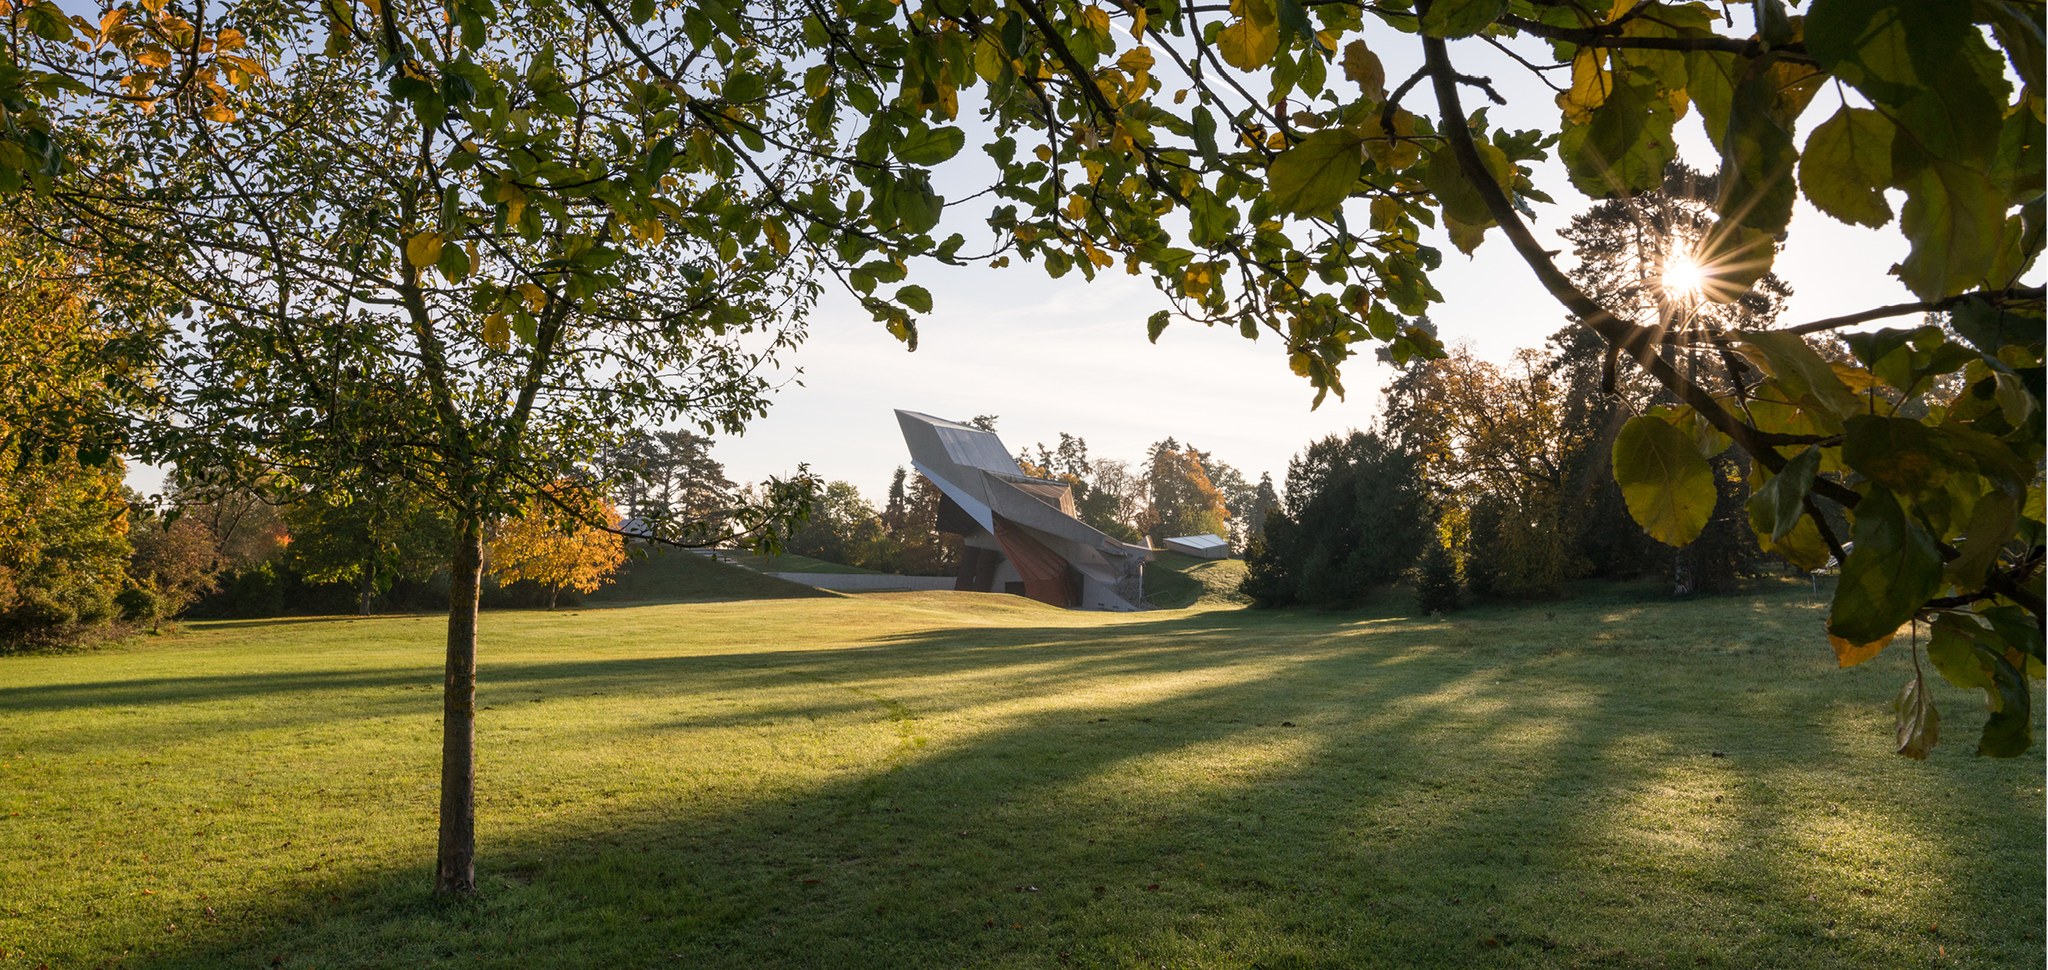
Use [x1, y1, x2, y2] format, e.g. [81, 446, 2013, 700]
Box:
[2, 583, 2041, 968]
[1143, 552, 1251, 609]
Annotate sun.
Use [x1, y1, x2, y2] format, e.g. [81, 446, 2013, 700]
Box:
[1661, 252, 1706, 301]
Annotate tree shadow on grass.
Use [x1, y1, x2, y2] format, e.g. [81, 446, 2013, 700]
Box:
[26, 599, 2046, 969]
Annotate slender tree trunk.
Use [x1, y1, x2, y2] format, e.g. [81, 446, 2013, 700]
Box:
[435, 517, 483, 895]
[358, 565, 375, 616]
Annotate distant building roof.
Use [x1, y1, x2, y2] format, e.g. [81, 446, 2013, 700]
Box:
[1163, 533, 1230, 559]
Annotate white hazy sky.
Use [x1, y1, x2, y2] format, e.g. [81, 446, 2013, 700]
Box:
[714, 194, 1926, 501]
[126, 28, 2035, 502]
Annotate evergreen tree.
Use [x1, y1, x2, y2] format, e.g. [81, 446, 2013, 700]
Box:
[1241, 432, 1428, 607]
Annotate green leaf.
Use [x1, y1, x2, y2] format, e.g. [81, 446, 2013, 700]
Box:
[24, 4, 75, 42]
[1761, 513, 1834, 572]
[1799, 106, 1894, 228]
[889, 172, 944, 234]
[1828, 486, 1944, 645]
[1978, 649, 2033, 757]
[1147, 309, 1171, 343]
[1612, 416, 1716, 547]
[1896, 159, 2004, 299]
[1718, 64, 1798, 234]
[1948, 490, 2020, 590]
[1267, 130, 1364, 218]
[1733, 331, 1862, 424]
[1892, 672, 1940, 759]
[1559, 76, 1675, 198]
[1806, 0, 2006, 168]
[895, 124, 966, 166]
[1419, 0, 1506, 38]
[1748, 446, 1820, 541]
[1422, 141, 1510, 229]
[896, 284, 933, 314]
[437, 240, 472, 282]
[1841, 414, 1952, 495]
[1927, 613, 1998, 692]
[1948, 294, 2047, 357]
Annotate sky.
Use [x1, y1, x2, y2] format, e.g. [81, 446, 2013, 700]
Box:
[123, 24, 2033, 504]
[710, 192, 1927, 501]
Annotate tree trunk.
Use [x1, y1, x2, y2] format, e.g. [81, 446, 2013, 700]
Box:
[358, 565, 375, 616]
[434, 518, 483, 895]
[548, 584, 559, 611]
[1672, 546, 1697, 597]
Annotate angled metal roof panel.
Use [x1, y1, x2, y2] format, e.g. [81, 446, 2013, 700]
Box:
[933, 425, 1021, 475]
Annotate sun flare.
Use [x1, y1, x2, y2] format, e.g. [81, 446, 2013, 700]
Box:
[1661, 253, 1706, 301]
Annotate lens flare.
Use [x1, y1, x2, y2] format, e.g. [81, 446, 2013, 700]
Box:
[1661, 253, 1706, 301]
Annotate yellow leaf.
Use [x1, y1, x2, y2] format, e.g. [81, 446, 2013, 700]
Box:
[1342, 40, 1386, 103]
[1216, 18, 1278, 71]
[482, 312, 509, 351]
[763, 218, 789, 256]
[1830, 631, 1894, 668]
[215, 27, 244, 49]
[1557, 49, 1609, 125]
[517, 283, 547, 312]
[1370, 195, 1400, 231]
[200, 103, 236, 123]
[1364, 110, 1421, 169]
[405, 232, 443, 268]
[136, 48, 172, 70]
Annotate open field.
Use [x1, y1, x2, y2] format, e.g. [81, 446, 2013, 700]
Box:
[2, 578, 2042, 968]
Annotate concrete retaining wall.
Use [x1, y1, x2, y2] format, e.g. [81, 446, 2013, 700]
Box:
[768, 573, 957, 592]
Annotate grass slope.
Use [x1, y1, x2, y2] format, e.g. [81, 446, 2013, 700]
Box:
[1143, 552, 1251, 609]
[587, 546, 835, 604]
[716, 549, 881, 575]
[2, 588, 2042, 968]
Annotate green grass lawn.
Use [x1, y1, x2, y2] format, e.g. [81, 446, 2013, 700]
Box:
[714, 549, 881, 575]
[1143, 552, 1251, 609]
[2, 583, 2042, 968]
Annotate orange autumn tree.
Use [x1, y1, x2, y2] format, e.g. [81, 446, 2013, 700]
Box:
[485, 484, 626, 610]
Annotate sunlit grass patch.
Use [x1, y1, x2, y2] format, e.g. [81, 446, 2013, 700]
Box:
[1, 584, 2040, 968]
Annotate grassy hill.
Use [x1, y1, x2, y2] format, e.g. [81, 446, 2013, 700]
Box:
[586, 546, 835, 603]
[2, 587, 2041, 968]
[713, 549, 881, 575]
[1142, 550, 1251, 608]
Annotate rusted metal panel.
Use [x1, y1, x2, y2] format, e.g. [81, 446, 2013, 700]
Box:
[992, 515, 1077, 607]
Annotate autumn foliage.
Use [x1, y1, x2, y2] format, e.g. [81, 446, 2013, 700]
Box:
[486, 485, 627, 610]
